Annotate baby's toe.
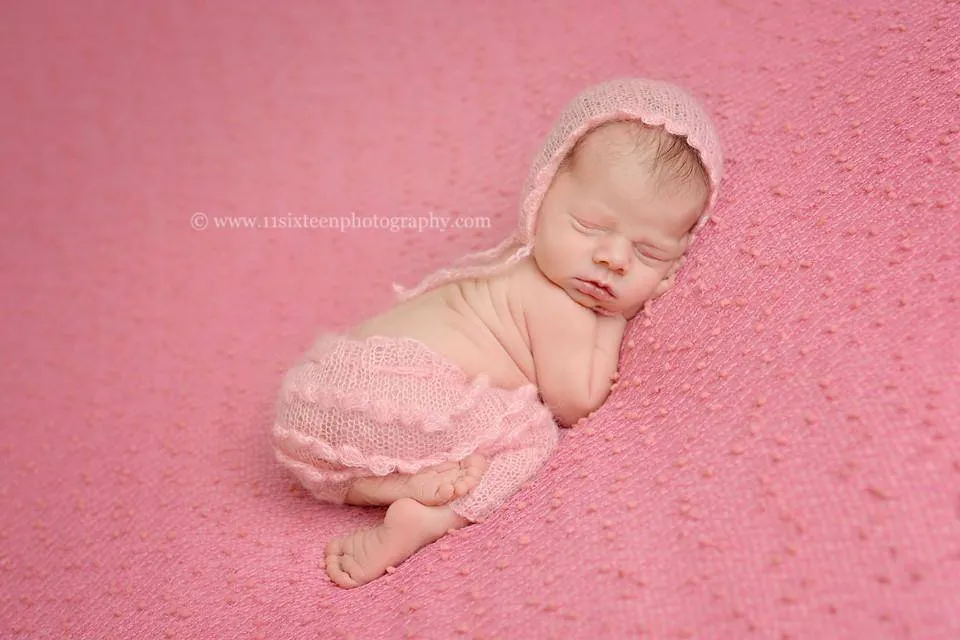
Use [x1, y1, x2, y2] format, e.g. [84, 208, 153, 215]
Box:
[325, 554, 359, 588]
[434, 482, 456, 502]
[337, 552, 367, 588]
[325, 536, 344, 559]
[455, 474, 479, 495]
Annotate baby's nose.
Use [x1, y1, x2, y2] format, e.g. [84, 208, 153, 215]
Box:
[595, 236, 630, 273]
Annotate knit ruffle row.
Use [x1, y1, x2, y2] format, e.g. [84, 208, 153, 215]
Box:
[287, 336, 528, 435]
[272, 334, 552, 478]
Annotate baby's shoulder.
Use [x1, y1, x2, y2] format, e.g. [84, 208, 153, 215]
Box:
[501, 256, 552, 303]
[504, 257, 594, 326]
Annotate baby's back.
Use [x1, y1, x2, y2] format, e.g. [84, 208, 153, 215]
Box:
[349, 259, 548, 390]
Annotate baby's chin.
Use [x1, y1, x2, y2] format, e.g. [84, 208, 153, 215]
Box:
[572, 295, 623, 318]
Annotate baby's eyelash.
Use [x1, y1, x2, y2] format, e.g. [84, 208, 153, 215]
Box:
[634, 245, 661, 260]
[572, 217, 601, 231]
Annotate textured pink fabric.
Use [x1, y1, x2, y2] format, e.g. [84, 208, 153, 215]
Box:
[393, 77, 725, 301]
[272, 334, 558, 521]
[1, 1, 958, 639]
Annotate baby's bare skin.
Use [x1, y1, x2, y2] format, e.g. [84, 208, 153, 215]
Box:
[326, 122, 709, 588]
[350, 255, 571, 390]
[325, 457, 486, 588]
[326, 261, 597, 588]
[325, 498, 469, 589]
[344, 455, 488, 507]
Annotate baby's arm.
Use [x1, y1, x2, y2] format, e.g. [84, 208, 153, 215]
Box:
[588, 314, 627, 405]
[527, 285, 626, 427]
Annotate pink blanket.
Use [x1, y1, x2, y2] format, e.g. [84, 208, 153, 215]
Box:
[2, 0, 957, 638]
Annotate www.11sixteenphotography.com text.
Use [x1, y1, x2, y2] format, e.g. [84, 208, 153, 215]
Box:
[189, 212, 492, 233]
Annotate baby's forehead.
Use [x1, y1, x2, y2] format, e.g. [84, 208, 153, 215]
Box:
[569, 127, 657, 184]
[576, 121, 652, 156]
[572, 122, 706, 200]
[566, 125, 661, 183]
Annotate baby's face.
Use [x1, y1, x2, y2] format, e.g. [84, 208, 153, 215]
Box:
[532, 123, 707, 319]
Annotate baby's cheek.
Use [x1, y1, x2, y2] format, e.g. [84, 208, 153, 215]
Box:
[659, 258, 682, 281]
[640, 262, 668, 285]
[619, 281, 653, 309]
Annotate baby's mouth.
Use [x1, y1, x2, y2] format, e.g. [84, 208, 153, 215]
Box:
[575, 278, 616, 301]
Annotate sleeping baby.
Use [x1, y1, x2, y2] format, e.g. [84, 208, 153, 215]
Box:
[271, 78, 724, 588]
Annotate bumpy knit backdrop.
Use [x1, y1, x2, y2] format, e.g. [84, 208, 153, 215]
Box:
[1, 1, 957, 638]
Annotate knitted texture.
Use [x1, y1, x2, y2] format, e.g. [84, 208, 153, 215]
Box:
[393, 77, 725, 302]
[272, 335, 558, 521]
[2, 1, 958, 639]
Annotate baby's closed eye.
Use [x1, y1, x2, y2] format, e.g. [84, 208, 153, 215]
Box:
[633, 245, 662, 259]
[571, 217, 603, 233]
[633, 245, 671, 265]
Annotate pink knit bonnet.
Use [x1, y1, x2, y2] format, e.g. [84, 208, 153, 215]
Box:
[393, 77, 724, 301]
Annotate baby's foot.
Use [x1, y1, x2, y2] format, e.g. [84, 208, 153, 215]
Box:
[346, 454, 487, 507]
[325, 497, 468, 588]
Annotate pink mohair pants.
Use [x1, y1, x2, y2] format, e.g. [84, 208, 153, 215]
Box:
[271, 334, 559, 522]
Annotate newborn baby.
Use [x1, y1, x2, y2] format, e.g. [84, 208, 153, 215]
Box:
[272, 78, 723, 588]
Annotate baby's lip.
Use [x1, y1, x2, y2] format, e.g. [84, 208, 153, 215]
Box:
[575, 278, 617, 300]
